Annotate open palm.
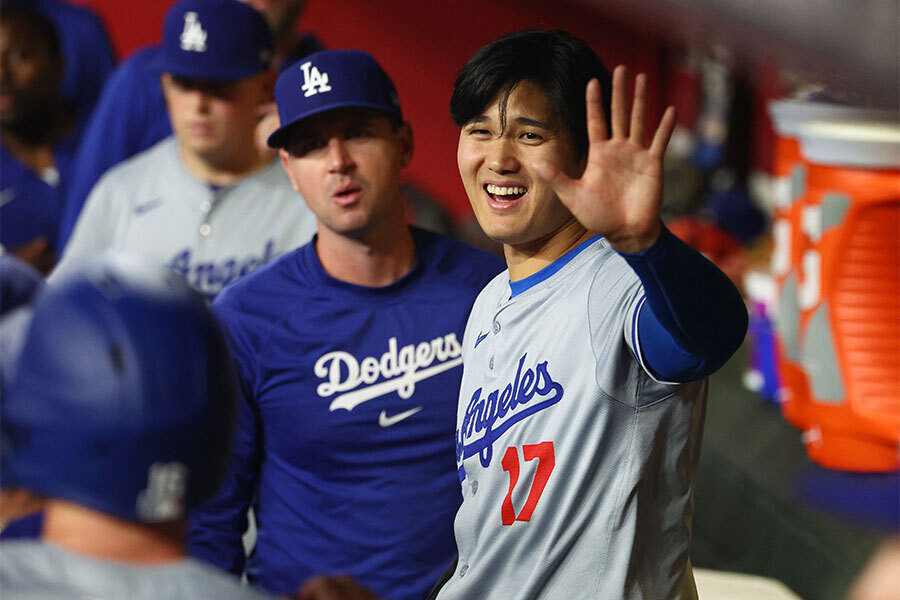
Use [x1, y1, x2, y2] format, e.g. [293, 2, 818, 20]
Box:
[540, 66, 676, 253]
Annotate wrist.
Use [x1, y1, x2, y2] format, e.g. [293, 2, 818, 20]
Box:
[606, 219, 663, 254]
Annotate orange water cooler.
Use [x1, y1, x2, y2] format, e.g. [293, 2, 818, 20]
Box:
[793, 119, 900, 472]
[766, 102, 897, 433]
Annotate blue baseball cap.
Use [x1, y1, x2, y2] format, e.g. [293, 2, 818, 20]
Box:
[153, 0, 273, 82]
[267, 49, 403, 148]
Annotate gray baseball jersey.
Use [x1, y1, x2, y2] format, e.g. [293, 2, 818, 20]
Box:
[54, 137, 317, 298]
[438, 237, 707, 600]
[0, 540, 273, 600]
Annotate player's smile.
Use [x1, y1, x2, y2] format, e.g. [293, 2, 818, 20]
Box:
[483, 182, 528, 209]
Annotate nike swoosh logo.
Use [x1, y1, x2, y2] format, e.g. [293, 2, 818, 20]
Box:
[0, 187, 18, 208]
[379, 406, 423, 427]
[134, 198, 163, 215]
[474, 331, 489, 348]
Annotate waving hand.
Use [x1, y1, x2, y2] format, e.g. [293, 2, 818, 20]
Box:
[537, 65, 676, 253]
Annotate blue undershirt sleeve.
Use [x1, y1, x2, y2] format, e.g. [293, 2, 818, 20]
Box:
[618, 224, 748, 382]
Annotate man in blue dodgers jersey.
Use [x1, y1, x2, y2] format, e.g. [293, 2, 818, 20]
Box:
[50, 0, 316, 300]
[431, 30, 748, 600]
[187, 50, 504, 599]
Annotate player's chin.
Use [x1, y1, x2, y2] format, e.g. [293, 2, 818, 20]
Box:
[475, 217, 530, 246]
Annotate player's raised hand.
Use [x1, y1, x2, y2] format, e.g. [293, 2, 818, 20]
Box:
[538, 65, 676, 253]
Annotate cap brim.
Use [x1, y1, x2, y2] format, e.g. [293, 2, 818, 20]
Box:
[151, 57, 266, 83]
[267, 101, 403, 149]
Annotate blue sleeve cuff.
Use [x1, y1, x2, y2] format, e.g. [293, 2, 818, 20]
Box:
[618, 223, 747, 382]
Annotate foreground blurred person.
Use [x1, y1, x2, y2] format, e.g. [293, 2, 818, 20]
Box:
[0, 255, 378, 599]
[0, 255, 260, 598]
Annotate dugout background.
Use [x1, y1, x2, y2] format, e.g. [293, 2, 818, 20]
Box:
[66, 1, 899, 597]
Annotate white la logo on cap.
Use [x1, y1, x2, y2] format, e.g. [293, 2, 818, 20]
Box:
[300, 61, 332, 97]
[180, 11, 207, 52]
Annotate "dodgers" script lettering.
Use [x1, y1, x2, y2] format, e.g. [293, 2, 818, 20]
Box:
[317, 334, 462, 412]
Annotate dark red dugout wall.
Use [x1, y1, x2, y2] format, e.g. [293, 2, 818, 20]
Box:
[75, 0, 667, 222]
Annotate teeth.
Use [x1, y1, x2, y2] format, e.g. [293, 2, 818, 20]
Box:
[486, 184, 526, 196]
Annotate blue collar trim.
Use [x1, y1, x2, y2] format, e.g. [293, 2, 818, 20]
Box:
[508, 236, 600, 298]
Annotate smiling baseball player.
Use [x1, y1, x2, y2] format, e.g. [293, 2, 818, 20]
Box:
[187, 50, 504, 600]
[428, 30, 748, 600]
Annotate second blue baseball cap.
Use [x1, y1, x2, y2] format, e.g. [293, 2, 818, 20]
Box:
[153, 0, 273, 82]
[267, 49, 403, 148]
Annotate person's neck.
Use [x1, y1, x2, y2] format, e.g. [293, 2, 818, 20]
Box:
[505, 220, 592, 282]
[178, 141, 269, 187]
[316, 215, 416, 288]
[1, 103, 72, 173]
[42, 500, 187, 564]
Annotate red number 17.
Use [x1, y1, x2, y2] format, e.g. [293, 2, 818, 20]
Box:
[500, 441, 555, 526]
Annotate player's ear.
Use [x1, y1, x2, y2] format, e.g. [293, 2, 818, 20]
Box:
[279, 148, 301, 193]
[397, 121, 414, 168]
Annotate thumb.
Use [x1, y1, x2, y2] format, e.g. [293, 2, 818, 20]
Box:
[532, 158, 578, 209]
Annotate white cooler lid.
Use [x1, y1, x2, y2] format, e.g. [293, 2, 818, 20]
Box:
[796, 120, 900, 168]
[768, 99, 898, 137]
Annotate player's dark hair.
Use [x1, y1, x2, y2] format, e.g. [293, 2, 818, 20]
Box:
[450, 29, 612, 161]
[0, 4, 63, 67]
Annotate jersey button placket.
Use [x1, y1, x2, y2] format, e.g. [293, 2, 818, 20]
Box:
[487, 316, 501, 373]
[199, 192, 216, 237]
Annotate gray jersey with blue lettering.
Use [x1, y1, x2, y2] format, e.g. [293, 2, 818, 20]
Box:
[438, 237, 706, 600]
[54, 137, 317, 298]
[0, 541, 273, 600]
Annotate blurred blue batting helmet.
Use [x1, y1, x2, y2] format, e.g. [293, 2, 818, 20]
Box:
[1, 254, 237, 522]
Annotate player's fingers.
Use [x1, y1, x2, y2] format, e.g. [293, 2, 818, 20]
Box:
[585, 78, 607, 143]
[629, 73, 648, 145]
[610, 65, 628, 139]
[649, 106, 677, 158]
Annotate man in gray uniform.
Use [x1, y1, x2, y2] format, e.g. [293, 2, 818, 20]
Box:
[0, 254, 270, 599]
[53, 0, 316, 299]
[432, 30, 748, 600]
